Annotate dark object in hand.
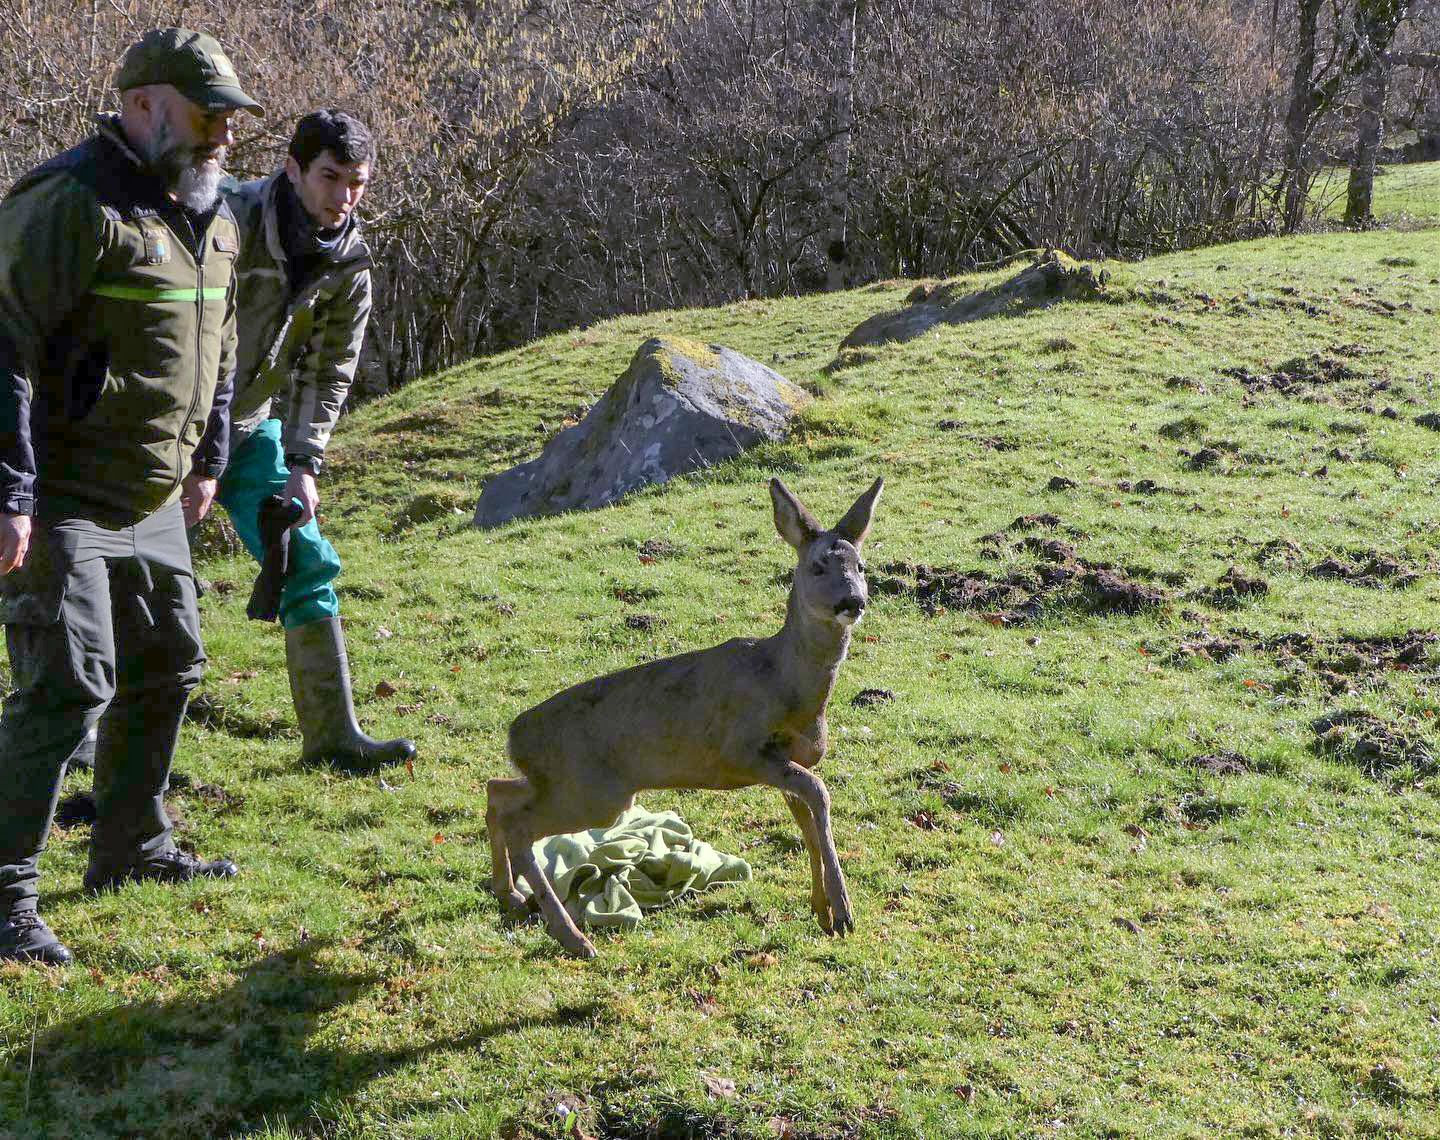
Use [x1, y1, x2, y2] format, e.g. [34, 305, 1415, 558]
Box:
[246, 495, 305, 622]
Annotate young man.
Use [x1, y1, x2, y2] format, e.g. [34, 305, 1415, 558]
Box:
[0, 28, 260, 965]
[219, 110, 415, 771]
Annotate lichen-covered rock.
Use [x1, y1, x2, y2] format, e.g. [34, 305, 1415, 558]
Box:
[840, 249, 1111, 350]
[474, 337, 810, 527]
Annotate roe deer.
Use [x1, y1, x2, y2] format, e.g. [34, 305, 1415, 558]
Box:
[486, 476, 883, 958]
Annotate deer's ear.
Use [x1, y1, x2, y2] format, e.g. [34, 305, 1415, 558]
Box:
[834, 477, 883, 548]
[771, 478, 822, 550]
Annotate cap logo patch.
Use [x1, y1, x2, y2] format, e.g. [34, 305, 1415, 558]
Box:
[210, 51, 237, 80]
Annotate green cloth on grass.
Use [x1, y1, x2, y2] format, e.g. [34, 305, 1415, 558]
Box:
[523, 805, 751, 929]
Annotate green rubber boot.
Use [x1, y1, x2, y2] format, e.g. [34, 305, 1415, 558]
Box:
[286, 617, 416, 772]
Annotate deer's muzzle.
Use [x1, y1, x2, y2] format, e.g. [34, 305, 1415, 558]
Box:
[834, 597, 865, 621]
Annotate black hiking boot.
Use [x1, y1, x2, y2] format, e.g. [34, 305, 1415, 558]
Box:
[0, 913, 74, 966]
[84, 848, 239, 893]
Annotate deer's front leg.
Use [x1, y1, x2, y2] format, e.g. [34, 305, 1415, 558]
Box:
[768, 762, 853, 936]
[785, 791, 833, 933]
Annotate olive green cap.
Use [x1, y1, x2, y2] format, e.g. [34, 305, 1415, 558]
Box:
[115, 27, 263, 117]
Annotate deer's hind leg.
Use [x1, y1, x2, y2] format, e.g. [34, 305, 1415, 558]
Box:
[486, 777, 530, 914]
[765, 762, 853, 936]
[491, 766, 634, 960]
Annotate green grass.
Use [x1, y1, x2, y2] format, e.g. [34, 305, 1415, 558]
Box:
[4, 229, 1440, 1138]
[1316, 159, 1440, 224]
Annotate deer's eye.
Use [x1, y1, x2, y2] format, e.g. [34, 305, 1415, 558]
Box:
[810, 564, 825, 576]
[858, 561, 868, 574]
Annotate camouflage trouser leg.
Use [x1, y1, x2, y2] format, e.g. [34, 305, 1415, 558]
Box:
[0, 502, 205, 916]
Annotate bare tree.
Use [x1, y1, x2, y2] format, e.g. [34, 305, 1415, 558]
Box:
[1280, 0, 1355, 232]
[1344, 1, 1411, 224]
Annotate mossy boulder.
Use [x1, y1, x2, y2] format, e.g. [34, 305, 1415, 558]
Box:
[840, 249, 1111, 350]
[474, 337, 810, 527]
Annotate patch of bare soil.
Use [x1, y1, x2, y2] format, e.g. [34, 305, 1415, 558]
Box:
[54, 773, 242, 831]
[937, 422, 1020, 451]
[1187, 751, 1251, 776]
[1171, 626, 1436, 696]
[1312, 709, 1436, 779]
[876, 514, 1168, 623]
[171, 771, 245, 810]
[1184, 446, 1226, 471]
[1305, 552, 1421, 589]
[1116, 478, 1168, 495]
[1195, 566, 1269, 608]
[1213, 346, 1417, 416]
[1219, 354, 1357, 397]
[1256, 539, 1305, 570]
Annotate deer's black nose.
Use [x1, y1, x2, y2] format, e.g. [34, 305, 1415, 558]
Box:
[835, 597, 864, 618]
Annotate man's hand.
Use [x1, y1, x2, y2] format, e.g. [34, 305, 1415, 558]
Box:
[180, 474, 218, 528]
[0, 512, 31, 575]
[283, 466, 319, 528]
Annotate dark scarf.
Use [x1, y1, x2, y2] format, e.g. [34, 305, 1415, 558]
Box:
[276, 175, 346, 292]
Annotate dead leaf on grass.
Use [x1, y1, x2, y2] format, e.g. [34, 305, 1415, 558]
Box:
[374, 680, 399, 698]
[701, 1072, 737, 1099]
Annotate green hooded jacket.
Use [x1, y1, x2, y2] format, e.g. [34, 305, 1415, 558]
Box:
[224, 171, 371, 470]
[0, 115, 237, 525]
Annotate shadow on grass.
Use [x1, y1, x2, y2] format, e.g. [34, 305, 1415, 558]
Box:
[3, 938, 602, 1139]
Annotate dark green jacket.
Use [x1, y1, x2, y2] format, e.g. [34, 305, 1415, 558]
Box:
[0, 115, 237, 525]
[225, 171, 371, 469]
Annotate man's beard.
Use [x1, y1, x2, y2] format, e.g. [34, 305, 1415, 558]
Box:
[142, 119, 224, 211]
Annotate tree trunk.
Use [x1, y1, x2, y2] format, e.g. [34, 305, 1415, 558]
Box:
[1345, 47, 1389, 224]
[825, 0, 862, 291]
[1345, 1, 1409, 226]
[1282, 0, 1325, 232]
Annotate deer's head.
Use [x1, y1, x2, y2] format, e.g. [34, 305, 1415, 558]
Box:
[771, 477, 883, 628]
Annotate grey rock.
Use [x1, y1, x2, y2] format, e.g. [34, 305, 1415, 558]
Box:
[838, 250, 1110, 352]
[475, 337, 811, 527]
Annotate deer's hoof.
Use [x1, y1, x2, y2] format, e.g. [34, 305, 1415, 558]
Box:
[565, 935, 598, 960]
[494, 887, 530, 916]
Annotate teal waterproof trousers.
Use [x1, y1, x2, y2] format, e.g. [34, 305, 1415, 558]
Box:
[217, 419, 342, 629]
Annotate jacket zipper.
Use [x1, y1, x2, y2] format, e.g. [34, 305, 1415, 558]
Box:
[175, 211, 207, 499]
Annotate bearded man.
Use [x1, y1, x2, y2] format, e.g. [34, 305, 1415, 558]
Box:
[0, 28, 260, 965]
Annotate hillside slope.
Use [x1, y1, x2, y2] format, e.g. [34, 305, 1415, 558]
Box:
[3, 229, 1440, 1139]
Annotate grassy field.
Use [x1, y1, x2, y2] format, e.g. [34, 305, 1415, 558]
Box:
[1316, 159, 1440, 224]
[3, 226, 1440, 1138]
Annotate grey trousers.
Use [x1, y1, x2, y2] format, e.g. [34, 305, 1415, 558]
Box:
[0, 500, 205, 917]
